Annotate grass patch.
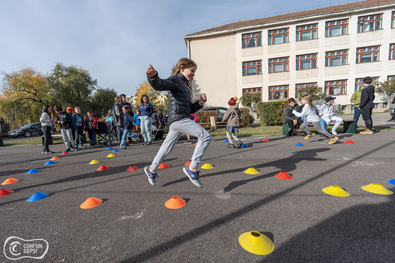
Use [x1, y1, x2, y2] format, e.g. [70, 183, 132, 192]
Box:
[3, 136, 65, 146]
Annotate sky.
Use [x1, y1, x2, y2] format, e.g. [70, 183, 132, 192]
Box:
[0, 0, 358, 96]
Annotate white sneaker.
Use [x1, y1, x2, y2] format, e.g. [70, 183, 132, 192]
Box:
[331, 130, 337, 135]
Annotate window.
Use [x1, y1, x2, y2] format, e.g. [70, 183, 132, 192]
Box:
[388, 75, 395, 81]
[390, 44, 395, 60]
[295, 83, 318, 98]
[355, 77, 379, 91]
[358, 14, 382, 33]
[268, 28, 289, 45]
[296, 54, 317, 70]
[296, 24, 318, 41]
[356, 46, 380, 63]
[392, 11, 395, 28]
[269, 85, 288, 100]
[268, 57, 289, 73]
[242, 88, 262, 101]
[242, 61, 262, 76]
[325, 50, 348, 66]
[325, 80, 347, 95]
[242, 32, 262, 48]
[325, 19, 348, 37]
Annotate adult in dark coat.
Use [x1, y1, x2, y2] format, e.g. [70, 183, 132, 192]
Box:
[359, 76, 375, 134]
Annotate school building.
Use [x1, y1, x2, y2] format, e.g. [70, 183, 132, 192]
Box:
[184, 0, 395, 113]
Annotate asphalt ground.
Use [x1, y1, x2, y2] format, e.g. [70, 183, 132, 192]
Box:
[0, 126, 394, 262]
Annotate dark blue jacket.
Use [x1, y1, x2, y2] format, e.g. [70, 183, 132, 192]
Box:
[57, 111, 72, 129]
[123, 110, 134, 130]
[360, 85, 375, 109]
[147, 72, 202, 125]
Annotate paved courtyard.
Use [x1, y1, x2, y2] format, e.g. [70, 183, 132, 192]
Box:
[0, 121, 394, 262]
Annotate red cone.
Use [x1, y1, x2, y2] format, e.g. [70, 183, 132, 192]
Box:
[275, 171, 293, 180]
[97, 165, 109, 171]
[345, 140, 355, 144]
[126, 165, 138, 171]
[158, 163, 169, 169]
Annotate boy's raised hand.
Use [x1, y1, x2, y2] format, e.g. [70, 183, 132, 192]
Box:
[146, 65, 157, 77]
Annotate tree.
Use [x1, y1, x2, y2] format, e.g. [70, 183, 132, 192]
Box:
[240, 93, 261, 107]
[90, 88, 117, 117]
[0, 68, 51, 127]
[48, 63, 97, 113]
[295, 85, 326, 102]
[135, 81, 161, 108]
[376, 80, 395, 109]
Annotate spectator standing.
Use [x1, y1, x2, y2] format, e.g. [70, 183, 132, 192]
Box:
[85, 111, 98, 146]
[139, 95, 153, 145]
[113, 96, 124, 143]
[73, 106, 86, 148]
[350, 85, 363, 126]
[54, 105, 77, 151]
[359, 76, 376, 134]
[40, 105, 54, 154]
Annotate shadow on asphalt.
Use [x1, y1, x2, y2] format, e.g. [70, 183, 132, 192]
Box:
[260, 188, 395, 262]
[119, 140, 395, 263]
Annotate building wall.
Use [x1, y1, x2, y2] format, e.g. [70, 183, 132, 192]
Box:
[188, 5, 395, 112]
[190, 34, 238, 107]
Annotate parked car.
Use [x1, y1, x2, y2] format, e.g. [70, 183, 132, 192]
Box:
[8, 122, 55, 138]
[199, 107, 254, 123]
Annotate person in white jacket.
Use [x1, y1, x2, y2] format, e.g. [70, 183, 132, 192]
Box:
[320, 96, 343, 135]
[40, 105, 54, 154]
[292, 94, 339, 144]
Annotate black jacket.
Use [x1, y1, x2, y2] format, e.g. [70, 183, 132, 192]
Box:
[360, 85, 375, 109]
[147, 73, 203, 125]
[57, 111, 72, 129]
[123, 110, 134, 130]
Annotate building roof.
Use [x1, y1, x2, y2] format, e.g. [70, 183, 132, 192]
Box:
[186, 0, 395, 38]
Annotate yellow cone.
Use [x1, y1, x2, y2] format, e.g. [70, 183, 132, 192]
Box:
[361, 183, 393, 195]
[107, 154, 116, 158]
[201, 163, 214, 169]
[244, 167, 260, 175]
[89, 160, 100, 165]
[322, 185, 350, 197]
[239, 231, 274, 255]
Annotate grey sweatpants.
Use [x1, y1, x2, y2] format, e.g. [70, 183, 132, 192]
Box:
[60, 128, 75, 148]
[150, 118, 212, 171]
[300, 121, 334, 138]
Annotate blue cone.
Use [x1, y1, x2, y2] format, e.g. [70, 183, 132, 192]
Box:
[26, 192, 49, 202]
[241, 144, 248, 148]
[224, 139, 229, 143]
[44, 161, 55, 165]
[112, 149, 119, 153]
[388, 179, 395, 185]
[295, 143, 304, 146]
[26, 169, 40, 174]
[107, 147, 113, 150]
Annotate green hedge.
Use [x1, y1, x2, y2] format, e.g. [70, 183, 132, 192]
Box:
[257, 100, 288, 126]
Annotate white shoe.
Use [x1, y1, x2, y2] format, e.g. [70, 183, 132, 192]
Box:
[331, 130, 337, 135]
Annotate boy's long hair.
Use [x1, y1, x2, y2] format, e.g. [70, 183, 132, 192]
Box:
[173, 58, 197, 75]
[302, 94, 314, 108]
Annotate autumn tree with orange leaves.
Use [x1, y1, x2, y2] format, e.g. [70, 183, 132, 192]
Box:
[0, 68, 51, 127]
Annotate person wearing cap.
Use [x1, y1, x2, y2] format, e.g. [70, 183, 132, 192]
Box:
[66, 107, 77, 145]
[320, 96, 343, 135]
[222, 97, 242, 148]
[359, 76, 375, 134]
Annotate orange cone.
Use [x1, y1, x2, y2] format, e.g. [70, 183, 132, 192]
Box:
[80, 197, 103, 209]
[345, 140, 355, 144]
[194, 142, 198, 145]
[262, 138, 270, 142]
[275, 171, 293, 180]
[50, 156, 60, 161]
[165, 196, 186, 209]
[185, 160, 191, 166]
[126, 165, 138, 171]
[0, 189, 14, 197]
[97, 165, 109, 171]
[158, 163, 169, 169]
[1, 178, 19, 185]
[61, 152, 68, 155]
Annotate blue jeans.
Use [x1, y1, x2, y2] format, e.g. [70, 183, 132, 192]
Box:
[140, 116, 152, 143]
[319, 119, 327, 131]
[353, 107, 362, 125]
[117, 127, 124, 143]
[120, 128, 131, 148]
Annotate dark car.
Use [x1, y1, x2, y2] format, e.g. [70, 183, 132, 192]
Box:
[199, 107, 228, 122]
[199, 107, 254, 123]
[8, 122, 54, 138]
